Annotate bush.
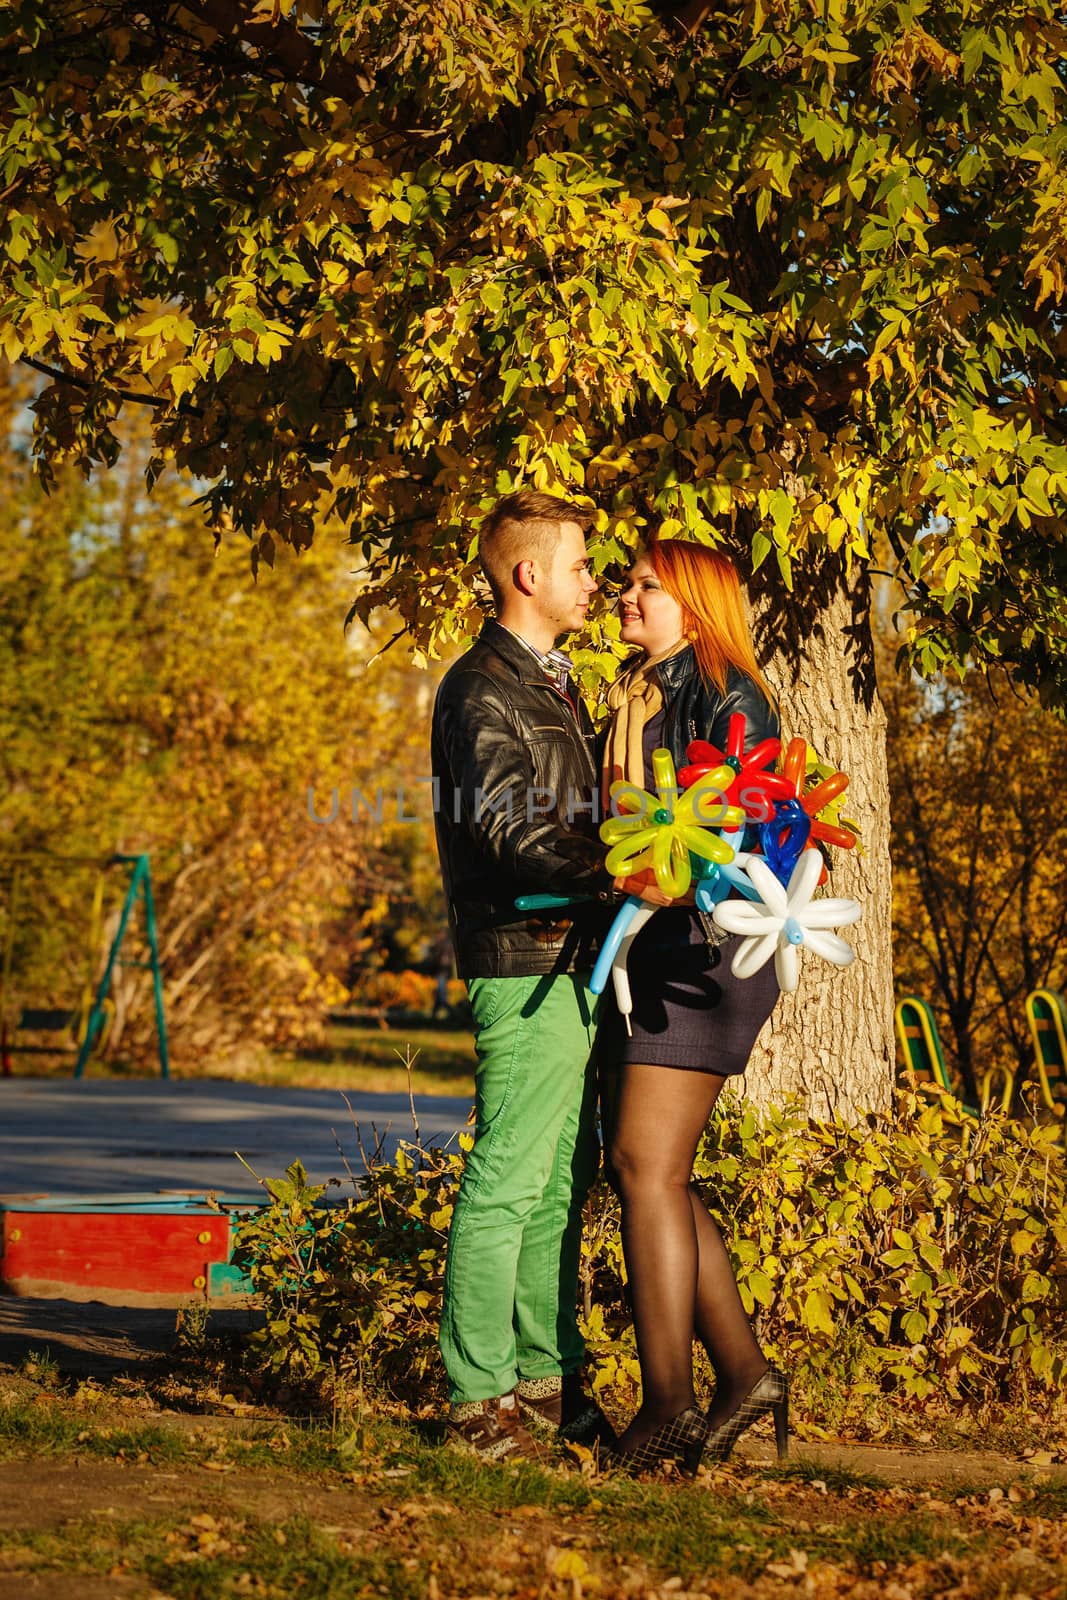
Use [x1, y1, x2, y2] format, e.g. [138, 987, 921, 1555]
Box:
[349, 969, 465, 1013]
[232, 1145, 460, 1389]
[232, 1092, 1067, 1432]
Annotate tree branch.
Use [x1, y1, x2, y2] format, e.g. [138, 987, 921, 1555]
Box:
[20, 356, 204, 417]
[176, 0, 370, 101]
[655, 0, 717, 37]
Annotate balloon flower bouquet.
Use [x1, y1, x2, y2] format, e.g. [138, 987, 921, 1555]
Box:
[590, 714, 863, 1034]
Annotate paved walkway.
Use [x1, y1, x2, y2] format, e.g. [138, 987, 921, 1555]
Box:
[0, 1078, 472, 1201]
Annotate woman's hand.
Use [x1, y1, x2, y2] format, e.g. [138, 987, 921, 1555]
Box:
[614, 868, 675, 907]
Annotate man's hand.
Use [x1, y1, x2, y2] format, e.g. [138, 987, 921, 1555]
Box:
[614, 868, 674, 907]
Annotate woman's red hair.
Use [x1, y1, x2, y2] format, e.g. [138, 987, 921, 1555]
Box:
[647, 538, 773, 703]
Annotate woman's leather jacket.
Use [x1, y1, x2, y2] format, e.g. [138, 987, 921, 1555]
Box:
[431, 621, 615, 978]
[656, 647, 781, 766]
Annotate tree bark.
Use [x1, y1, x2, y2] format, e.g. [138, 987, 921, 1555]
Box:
[741, 557, 895, 1120]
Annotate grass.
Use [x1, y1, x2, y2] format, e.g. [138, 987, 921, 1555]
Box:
[0, 1395, 188, 1463]
[4, 1373, 1067, 1599]
[246, 1022, 477, 1097]
[767, 1458, 883, 1492]
[0, 1418, 983, 1588]
[1, 1515, 426, 1600]
[145, 1517, 425, 1600]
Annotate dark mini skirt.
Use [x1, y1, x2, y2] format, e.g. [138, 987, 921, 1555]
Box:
[598, 906, 779, 1076]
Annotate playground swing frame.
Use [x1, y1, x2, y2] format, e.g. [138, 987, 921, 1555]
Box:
[895, 996, 1014, 1118]
[896, 990, 1067, 1131]
[0, 851, 168, 1079]
[1023, 987, 1067, 1121]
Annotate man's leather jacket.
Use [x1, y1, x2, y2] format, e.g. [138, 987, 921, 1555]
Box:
[431, 621, 615, 978]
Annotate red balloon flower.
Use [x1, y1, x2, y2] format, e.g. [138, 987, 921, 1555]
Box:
[677, 712, 789, 823]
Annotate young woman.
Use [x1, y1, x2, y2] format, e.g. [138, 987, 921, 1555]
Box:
[600, 538, 788, 1473]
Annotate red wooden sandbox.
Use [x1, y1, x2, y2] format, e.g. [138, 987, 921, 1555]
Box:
[0, 1193, 259, 1307]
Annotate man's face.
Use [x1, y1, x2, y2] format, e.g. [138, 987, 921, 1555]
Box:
[533, 520, 598, 638]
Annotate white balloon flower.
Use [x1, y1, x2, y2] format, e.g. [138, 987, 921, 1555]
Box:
[711, 848, 861, 993]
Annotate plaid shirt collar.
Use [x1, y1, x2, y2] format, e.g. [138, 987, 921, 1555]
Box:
[500, 626, 574, 698]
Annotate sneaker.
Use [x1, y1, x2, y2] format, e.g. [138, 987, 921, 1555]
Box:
[516, 1373, 618, 1449]
[445, 1393, 551, 1463]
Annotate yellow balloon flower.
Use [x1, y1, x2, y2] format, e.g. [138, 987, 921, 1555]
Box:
[600, 748, 745, 897]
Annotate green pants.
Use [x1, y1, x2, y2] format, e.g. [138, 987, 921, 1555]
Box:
[439, 972, 600, 1404]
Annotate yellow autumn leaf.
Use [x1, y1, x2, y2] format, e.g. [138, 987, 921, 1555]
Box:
[73, 219, 120, 263]
[258, 329, 290, 363]
[551, 1550, 590, 1580]
[802, 1288, 835, 1335]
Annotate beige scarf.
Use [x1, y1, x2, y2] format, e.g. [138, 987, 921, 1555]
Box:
[602, 639, 688, 802]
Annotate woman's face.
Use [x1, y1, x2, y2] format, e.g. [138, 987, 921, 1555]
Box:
[618, 557, 685, 657]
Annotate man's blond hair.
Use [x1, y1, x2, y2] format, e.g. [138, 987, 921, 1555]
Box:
[478, 490, 590, 610]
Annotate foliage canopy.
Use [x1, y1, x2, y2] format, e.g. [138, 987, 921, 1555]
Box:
[0, 382, 444, 1061]
[2, 0, 1066, 696]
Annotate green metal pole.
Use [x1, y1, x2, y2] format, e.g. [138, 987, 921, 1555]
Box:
[73, 857, 143, 1079]
[141, 858, 169, 1079]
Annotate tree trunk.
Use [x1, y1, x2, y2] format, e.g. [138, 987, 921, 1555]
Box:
[742, 557, 895, 1120]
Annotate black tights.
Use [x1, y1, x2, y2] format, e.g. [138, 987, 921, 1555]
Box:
[604, 1063, 768, 1451]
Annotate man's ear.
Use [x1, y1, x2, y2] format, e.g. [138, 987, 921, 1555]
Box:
[514, 558, 537, 596]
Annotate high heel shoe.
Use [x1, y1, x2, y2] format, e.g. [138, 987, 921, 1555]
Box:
[607, 1406, 709, 1477]
[704, 1367, 789, 1463]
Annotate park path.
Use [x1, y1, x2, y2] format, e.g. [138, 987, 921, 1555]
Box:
[0, 1078, 472, 1199]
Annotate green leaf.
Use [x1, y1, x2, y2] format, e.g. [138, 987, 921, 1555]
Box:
[500, 368, 522, 406]
[768, 488, 794, 538]
[751, 531, 772, 570]
[802, 1288, 835, 1335]
[901, 1309, 927, 1343]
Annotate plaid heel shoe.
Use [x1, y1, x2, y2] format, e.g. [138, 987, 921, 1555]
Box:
[704, 1368, 789, 1463]
[606, 1406, 709, 1477]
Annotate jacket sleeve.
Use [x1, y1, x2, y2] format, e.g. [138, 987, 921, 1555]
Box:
[436, 670, 615, 897]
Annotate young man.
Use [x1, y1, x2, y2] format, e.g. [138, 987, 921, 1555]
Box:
[430, 490, 623, 1461]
